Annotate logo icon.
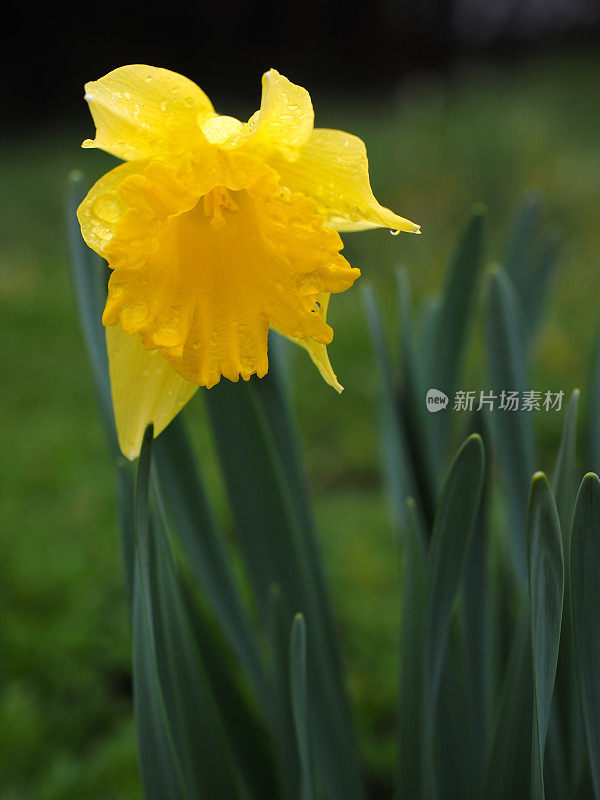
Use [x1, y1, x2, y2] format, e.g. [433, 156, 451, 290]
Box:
[426, 389, 448, 413]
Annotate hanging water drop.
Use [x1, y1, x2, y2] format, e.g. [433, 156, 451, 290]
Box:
[390, 229, 400, 236]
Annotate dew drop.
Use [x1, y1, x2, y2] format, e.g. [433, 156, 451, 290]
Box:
[390, 229, 400, 236]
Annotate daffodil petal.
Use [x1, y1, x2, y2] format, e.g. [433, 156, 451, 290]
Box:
[201, 69, 313, 156]
[83, 65, 215, 161]
[289, 293, 343, 392]
[251, 69, 314, 153]
[106, 324, 198, 460]
[77, 150, 273, 262]
[267, 128, 420, 233]
[92, 151, 358, 387]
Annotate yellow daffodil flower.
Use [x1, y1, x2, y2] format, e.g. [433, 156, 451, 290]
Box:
[78, 65, 419, 459]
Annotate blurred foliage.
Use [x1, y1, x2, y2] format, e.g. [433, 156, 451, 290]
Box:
[1, 51, 599, 797]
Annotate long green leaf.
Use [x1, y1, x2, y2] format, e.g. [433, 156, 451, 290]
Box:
[522, 232, 562, 344]
[483, 603, 533, 800]
[397, 498, 426, 798]
[290, 614, 315, 800]
[204, 379, 365, 800]
[132, 427, 243, 800]
[551, 391, 584, 782]
[462, 413, 490, 790]
[504, 191, 543, 301]
[267, 585, 300, 800]
[180, 573, 279, 800]
[587, 326, 600, 475]
[486, 267, 534, 586]
[552, 389, 580, 559]
[427, 207, 486, 454]
[153, 416, 268, 705]
[527, 473, 564, 799]
[422, 434, 485, 800]
[571, 473, 600, 798]
[362, 283, 421, 532]
[397, 269, 436, 527]
[253, 351, 344, 685]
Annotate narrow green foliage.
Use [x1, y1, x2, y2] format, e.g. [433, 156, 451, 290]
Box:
[483, 604, 533, 800]
[504, 191, 544, 301]
[397, 498, 427, 798]
[267, 586, 300, 800]
[204, 378, 365, 800]
[362, 283, 421, 532]
[486, 268, 534, 586]
[290, 615, 315, 800]
[462, 413, 490, 786]
[133, 428, 244, 800]
[527, 474, 564, 799]
[522, 232, 562, 345]
[153, 417, 268, 705]
[571, 473, 600, 798]
[587, 328, 600, 475]
[552, 390, 580, 556]
[427, 208, 485, 454]
[422, 434, 485, 799]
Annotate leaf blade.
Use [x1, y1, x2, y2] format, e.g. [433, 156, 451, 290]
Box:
[571, 473, 600, 798]
[527, 473, 565, 798]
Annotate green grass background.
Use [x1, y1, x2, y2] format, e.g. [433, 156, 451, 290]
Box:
[1, 50, 599, 798]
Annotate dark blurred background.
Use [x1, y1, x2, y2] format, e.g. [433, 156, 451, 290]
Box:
[2, 2, 600, 798]
[5, 0, 600, 127]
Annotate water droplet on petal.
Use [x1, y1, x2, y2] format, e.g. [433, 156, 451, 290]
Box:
[390, 229, 400, 236]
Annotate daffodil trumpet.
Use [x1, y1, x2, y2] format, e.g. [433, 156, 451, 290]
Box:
[77, 65, 419, 459]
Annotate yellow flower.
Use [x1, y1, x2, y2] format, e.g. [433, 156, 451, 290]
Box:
[78, 65, 419, 459]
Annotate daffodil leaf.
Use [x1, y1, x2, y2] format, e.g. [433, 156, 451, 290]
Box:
[180, 575, 279, 800]
[503, 191, 562, 346]
[253, 353, 339, 650]
[267, 584, 301, 800]
[397, 498, 426, 798]
[570, 473, 600, 798]
[422, 434, 485, 799]
[417, 295, 441, 388]
[427, 207, 486, 456]
[153, 416, 268, 706]
[290, 614, 315, 800]
[204, 378, 366, 800]
[527, 473, 564, 799]
[116, 460, 135, 611]
[396, 268, 436, 530]
[587, 329, 600, 476]
[362, 283, 422, 533]
[462, 413, 491, 787]
[551, 389, 580, 566]
[486, 267, 534, 587]
[522, 232, 562, 346]
[504, 191, 544, 302]
[132, 428, 243, 800]
[483, 603, 533, 800]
